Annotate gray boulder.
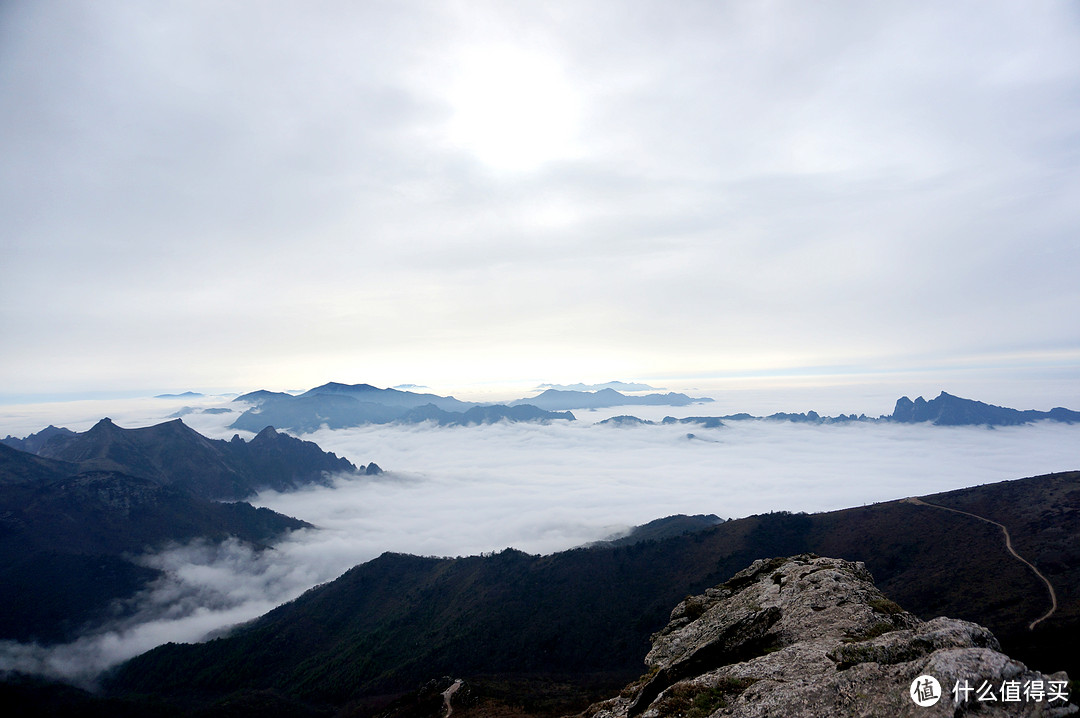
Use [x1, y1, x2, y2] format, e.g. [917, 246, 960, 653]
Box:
[579, 554, 1075, 718]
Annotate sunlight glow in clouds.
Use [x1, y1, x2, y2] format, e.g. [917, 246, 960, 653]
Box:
[441, 43, 583, 171]
[0, 2, 1077, 395]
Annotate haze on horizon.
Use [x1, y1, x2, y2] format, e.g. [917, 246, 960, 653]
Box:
[1, 1, 1078, 402]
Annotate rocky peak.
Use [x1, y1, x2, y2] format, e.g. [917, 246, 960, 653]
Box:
[252, 425, 280, 441]
[581, 554, 1075, 718]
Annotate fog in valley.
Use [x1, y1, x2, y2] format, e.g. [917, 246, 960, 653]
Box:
[1, 390, 1077, 684]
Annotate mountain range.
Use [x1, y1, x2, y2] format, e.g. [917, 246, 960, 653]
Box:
[890, 391, 1080, 426]
[227, 381, 710, 432]
[90, 469, 1079, 717]
[0, 419, 366, 645]
[3, 417, 360, 500]
[642, 391, 1080, 429]
[226, 384, 1080, 434]
[507, 388, 711, 411]
[228, 382, 584, 432]
[2, 388, 1078, 716]
[536, 381, 661, 392]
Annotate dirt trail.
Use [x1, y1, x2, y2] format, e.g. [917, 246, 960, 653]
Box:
[904, 496, 1057, 630]
[442, 679, 463, 718]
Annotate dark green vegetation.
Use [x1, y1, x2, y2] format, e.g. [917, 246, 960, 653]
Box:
[649, 677, 758, 718]
[101, 471, 1079, 717]
[0, 466, 309, 643]
[591, 514, 724, 547]
[0, 419, 362, 644]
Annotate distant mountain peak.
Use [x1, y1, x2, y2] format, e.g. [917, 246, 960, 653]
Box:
[303, 381, 380, 396]
[890, 391, 1079, 426]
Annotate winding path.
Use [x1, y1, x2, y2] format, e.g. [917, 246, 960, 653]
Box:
[904, 496, 1057, 630]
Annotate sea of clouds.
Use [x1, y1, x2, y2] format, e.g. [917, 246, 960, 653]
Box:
[1, 391, 1078, 685]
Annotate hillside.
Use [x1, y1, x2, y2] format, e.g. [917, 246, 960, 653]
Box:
[0, 469, 310, 643]
[104, 471, 1080, 716]
[9, 417, 360, 500]
[0, 419, 362, 644]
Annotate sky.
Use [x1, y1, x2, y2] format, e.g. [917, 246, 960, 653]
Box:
[2, 0, 1079, 400]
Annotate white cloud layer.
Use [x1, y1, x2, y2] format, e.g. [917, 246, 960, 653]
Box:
[2, 397, 1077, 684]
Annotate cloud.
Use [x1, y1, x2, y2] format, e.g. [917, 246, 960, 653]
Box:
[5, 399, 1077, 685]
[1, 1, 1078, 393]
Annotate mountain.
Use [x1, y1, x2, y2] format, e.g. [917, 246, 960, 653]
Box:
[1, 424, 76, 454]
[592, 514, 725, 546]
[0, 441, 312, 644]
[299, 382, 476, 412]
[0, 418, 363, 644]
[230, 382, 574, 432]
[597, 415, 655, 426]
[537, 381, 661, 392]
[105, 471, 1080, 715]
[233, 389, 294, 404]
[229, 384, 1078, 431]
[582, 555, 1074, 718]
[891, 391, 1080, 426]
[606, 392, 1077, 428]
[22, 417, 359, 500]
[232, 392, 406, 432]
[397, 403, 576, 426]
[0, 440, 77, 484]
[660, 416, 726, 428]
[510, 388, 712, 411]
[154, 391, 204, 399]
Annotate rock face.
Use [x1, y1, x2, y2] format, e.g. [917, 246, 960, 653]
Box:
[581, 555, 1075, 718]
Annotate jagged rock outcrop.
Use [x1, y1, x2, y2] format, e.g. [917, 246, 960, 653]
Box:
[890, 392, 1080, 426]
[580, 555, 1075, 718]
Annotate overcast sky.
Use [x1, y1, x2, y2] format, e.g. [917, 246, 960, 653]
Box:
[2, 1, 1078, 400]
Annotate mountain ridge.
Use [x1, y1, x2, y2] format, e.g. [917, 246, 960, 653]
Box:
[640, 391, 1080, 428]
[104, 470, 1080, 714]
[7, 417, 361, 500]
[223, 383, 1080, 431]
[0, 419, 366, 645]
[0, 441, 313, 644]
